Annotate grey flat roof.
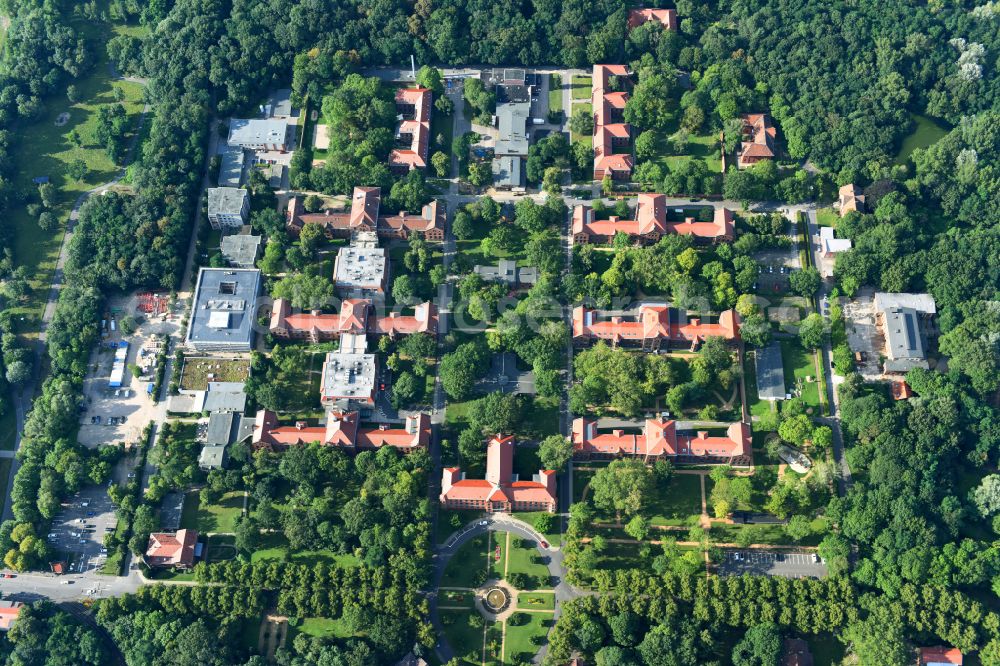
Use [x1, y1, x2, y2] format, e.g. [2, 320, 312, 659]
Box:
[198, 445, 228, 469]
[186, 268, 261, 349]
[874, 292, 936, 315]
[754, 342, 786, 400]
[228, 118, 289, 147]
[202, 389, 247, 413]
[268, 89, 293, 117]
[208, 187, 248, 216]
[496, 100, 530, 156]
[492, 155, 523, 187]
[322, 351, 376, 400]
[474, 259, 537, 285]
[219, 145, 245, 187]
[206, 411, 241, 446]
[220, 233, 261, 267]
[335, 246, 386, 290]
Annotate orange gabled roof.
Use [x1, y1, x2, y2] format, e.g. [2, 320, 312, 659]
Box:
[919, 648, 963, 665]
[375, 302, 438, 336]
[628, 7, 677, 30]
[665, 208, 734, 240]
[146, 529, 198, 565]
[573, 305, 740, 342]
[380, 199, 445, 234]
[349, 187, 381, 228]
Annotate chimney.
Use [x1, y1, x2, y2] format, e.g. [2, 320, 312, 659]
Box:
[295, 421, 307, 430]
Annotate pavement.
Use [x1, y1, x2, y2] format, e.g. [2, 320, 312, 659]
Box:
[716, 548, 827, 579]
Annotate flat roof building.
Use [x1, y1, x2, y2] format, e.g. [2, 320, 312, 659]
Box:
[496, 96, 531, 157]
[199, 411, 253, 470]
[185, 268, 261, 352]
[755, 342, 786, 401]
[220, 230, 262, 268]
[218, 145, 245, 187]
[819, 226, 852, 257]
[228, 118, 289, 151]
[320, 351, 377, 408]
[474, 259, 538, 287]
[334, 245, 388, 298]
[207, 188, 250, 230]
[492, 155, 524, 189]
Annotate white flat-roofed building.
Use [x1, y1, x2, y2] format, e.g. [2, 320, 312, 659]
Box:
[320, 351, 377, 408]
[334, 245, 388, 298]
[207, 187, 250, 229]
[228, 118, 289, 151]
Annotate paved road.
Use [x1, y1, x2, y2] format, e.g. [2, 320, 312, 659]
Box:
[0, 569, 142, 603]
[800, 207, 852, 495]
[430, 515, 582, 665]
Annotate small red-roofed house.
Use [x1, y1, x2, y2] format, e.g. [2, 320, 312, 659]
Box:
[737, 114, 777, 168]
[628, 8, 678, 31]
[0, 601, 22, 631]
[918, 647, 963, 665]
[441, 435, 557, 512]
[145, 529, 199, 568]
[839, 183, 865, 216]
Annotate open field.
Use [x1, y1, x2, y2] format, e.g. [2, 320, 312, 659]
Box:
[250, 532, 361, 567]
[571, 75, 591, 100]
[442, 533, 489, 588]
[178, 357, 251, 390]
[780, 339, 821, 409]
[647, 474, 704, 526]
[548, 74, 563, 115]
[658, 131, 723, 174]
[6, 18, 145, 339]
[504, 534, 550, 587]
[503, 611, 551, 664]
[292, 617, 355, 641]
[180, 490, 245, 534]
[816, 207, 838, 227]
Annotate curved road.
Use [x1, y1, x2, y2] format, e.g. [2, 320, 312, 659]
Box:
[430, 514, 583, 664]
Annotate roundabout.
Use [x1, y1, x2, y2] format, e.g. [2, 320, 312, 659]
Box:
[432, 515, 575, 664]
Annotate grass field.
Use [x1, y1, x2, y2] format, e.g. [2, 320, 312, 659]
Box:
[6, 17, 146, 338]
[178, 357, 251, 390]
[503, 612, 551, 664]
[292, 617, 356, 640]
[204, 534, 238, 563]
[571, 102, 593, 148]
[548, 74, 563, 115]
[659, 131, 723, 174]
[431, 105, 454, 170]
[647, 474, 704, 526]
[180, 490, 245, 534]
[442, 534, 489, 588]
[816, 207, 839, 227]
[780, 339, 821, 410]
[511, 511, 561, 546]
[250, 532, 361, 567]
[441, 609, 494, 665]
[516, 591, 555, 610]
[894, 113, 948, 165]
[571, 75, 592, 100]
[504, 534, 550, 587]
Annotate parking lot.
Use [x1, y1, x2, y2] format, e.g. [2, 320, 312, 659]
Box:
[47, 485, 118, 576]
[716, 549, 827, 579]
[76, 292, 184, 448]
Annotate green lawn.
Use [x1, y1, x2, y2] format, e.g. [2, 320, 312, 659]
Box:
[504, 535, 551, 588]
[250, 532, 361, 568]
[780, 339, 821, 410]
[431, 105, 454, 168]
[503, 612, 551, 664]
[6, 18, 145, 338]
[894, 113, 948, 165]
[294, 617, 356, 640]
[204, 534, 238, 563]
[547, 74, 563, 115]
[438, 508, 487, 543]
[523, 396, 559, 438]
[659, 131, 723, 174]
[516, 591, 555, 611]
[441, 609, 490, 665]
[442, 534, 489, 588]
[571, 75, 592, 100]
[511, 511, 561, 546]
[816, 207, 838, 228]
[647, 475, 704, 527]
[179, 490, 245, 534]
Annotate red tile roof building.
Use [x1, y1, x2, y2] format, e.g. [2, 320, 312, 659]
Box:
[573, 418, 751, 464]
[918, 647, 963, 665]
[286, 188, 445, 241]
[572, 305, 740, 350]
[839, 183, 865, 216]
[390, 88, 432, 173]
[592, 65, 634, 181]
[145, 529, 199, 568]
[737, 114, 777, 168]
[572, 195, 734, 244]
[440, 435, 557, 513]
[0, 601, 22, 631]
[627, 8, 678, 31]
[251, 409, 430, 452]
[270, 298, 438, 343]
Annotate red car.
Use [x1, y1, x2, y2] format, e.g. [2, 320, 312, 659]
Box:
[2, 574, 14, 579]
[540, 541, 548, 549]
